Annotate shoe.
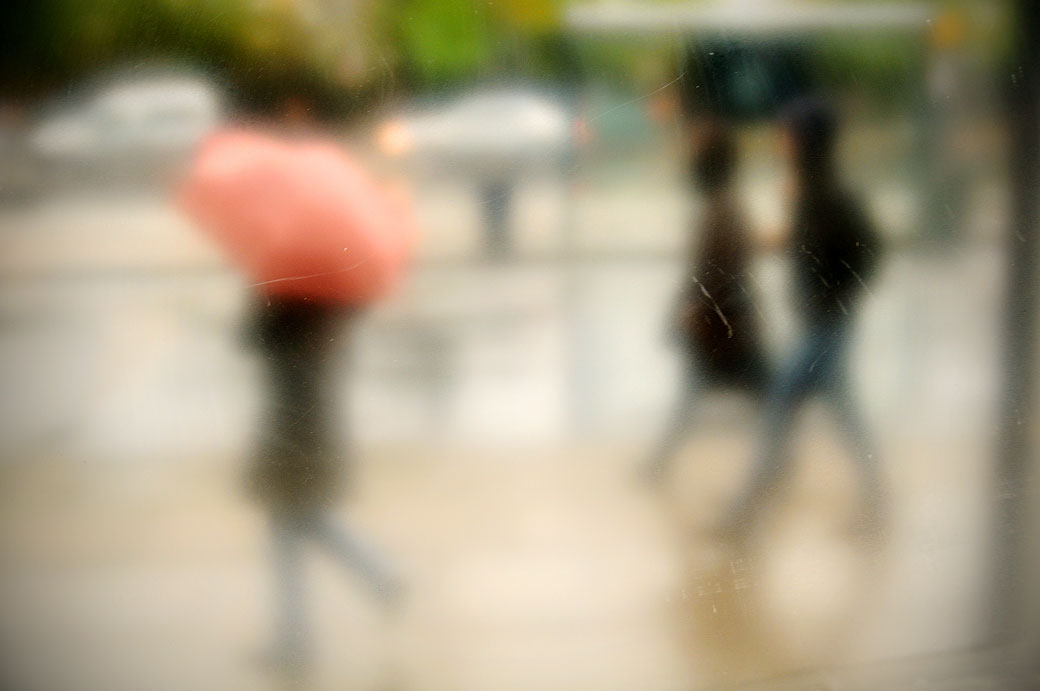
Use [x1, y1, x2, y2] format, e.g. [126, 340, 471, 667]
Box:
[709, 506, 757, 547]
[251, 641, 310, 680]
[374, 574, 407, 615]
[636, 459, 669, 487]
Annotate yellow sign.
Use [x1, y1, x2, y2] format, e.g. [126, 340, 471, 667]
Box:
[496, 0, 561, 32]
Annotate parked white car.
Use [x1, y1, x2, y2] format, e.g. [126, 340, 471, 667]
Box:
[30, 72, 223, 184]
[378, 89, 578, 178]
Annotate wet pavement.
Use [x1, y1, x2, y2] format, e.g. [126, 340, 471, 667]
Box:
[0, 165, 1034, 689]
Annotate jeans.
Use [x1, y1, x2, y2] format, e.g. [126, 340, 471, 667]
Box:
[270, 510, 399, 660]
[726, 321, 882, 525]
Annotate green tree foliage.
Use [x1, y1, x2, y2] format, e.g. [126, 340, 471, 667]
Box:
[382, 0, 496, 86]
[1, 0, 352, 112]
[372, 0, 580, 92]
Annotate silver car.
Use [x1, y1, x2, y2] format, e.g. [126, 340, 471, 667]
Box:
[30, 71, 223, 187]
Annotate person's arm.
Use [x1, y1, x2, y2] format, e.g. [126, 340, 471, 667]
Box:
[845, 199, 883, 285]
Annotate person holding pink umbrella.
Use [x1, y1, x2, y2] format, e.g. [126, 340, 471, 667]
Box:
[180, 116, 414, 675]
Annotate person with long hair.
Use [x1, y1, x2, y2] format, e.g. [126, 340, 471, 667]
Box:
[642, 121, 770, 482]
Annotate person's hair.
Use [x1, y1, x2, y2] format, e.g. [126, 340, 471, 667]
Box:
[780, 95, 838, 179]
[693, 122, 737, 193]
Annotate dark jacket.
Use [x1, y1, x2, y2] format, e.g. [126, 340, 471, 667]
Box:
[790, 184, 881, 328]
[244, 296, 356, 516]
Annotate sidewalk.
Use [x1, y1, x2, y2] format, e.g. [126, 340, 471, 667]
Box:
[0, 428, 1005, 690]
[0, 135, 1031, 689]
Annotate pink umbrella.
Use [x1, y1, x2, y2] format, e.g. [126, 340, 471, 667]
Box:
[179, 128, 414, 304]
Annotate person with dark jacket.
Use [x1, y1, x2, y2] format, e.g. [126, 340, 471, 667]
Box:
[722, 97, 885, 534]
[642, 122, 770, 481]
[245, 295, 401, 674]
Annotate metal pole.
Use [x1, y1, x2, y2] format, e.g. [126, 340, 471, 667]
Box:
[994, 0, 1040, 641]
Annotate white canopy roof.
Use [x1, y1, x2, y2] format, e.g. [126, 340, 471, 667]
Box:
[566, 1, 932, 36]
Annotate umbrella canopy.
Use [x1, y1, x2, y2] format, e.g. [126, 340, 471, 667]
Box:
[179, 128, 414, 304]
